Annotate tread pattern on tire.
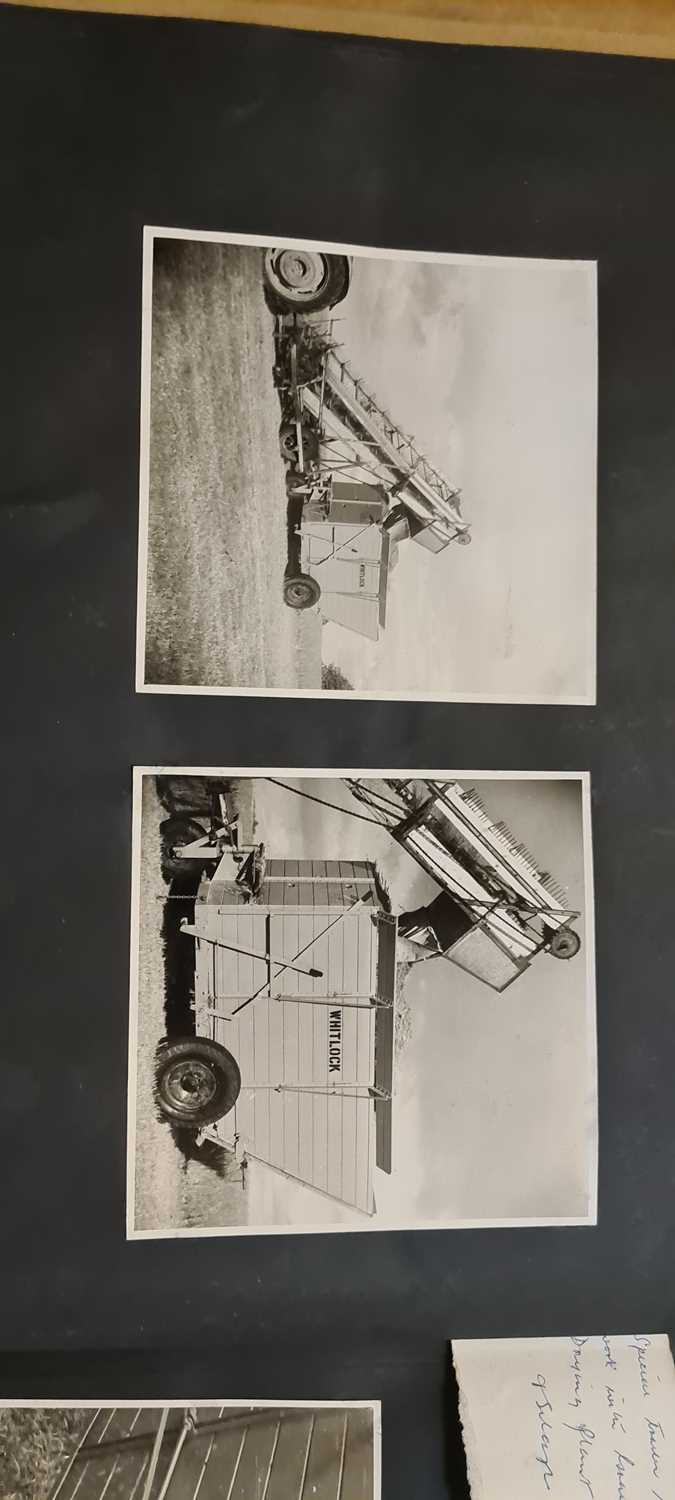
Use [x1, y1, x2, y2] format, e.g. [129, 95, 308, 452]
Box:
[154, 1037, 241, 1127]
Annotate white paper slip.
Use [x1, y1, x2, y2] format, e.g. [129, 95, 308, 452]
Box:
[452, 1334, 675, 1500]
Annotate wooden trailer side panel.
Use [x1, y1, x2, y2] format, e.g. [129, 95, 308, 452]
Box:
[50, 1407, 191, 1500]
[300, 523, 386, 642]
[259, 858, 376, 911]
[55, 1409, 144, 1500]
[194, 905, 383, 1214]
[51, 1407, 376, 1500]
[201, 1407, 376, 1500]
[194, 902, 379, 1002]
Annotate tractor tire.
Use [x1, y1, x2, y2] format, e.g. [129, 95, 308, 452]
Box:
[155, 775, 228, 817]
[160, 815, 207, 882]
[283, 574, 321, 610]
[279, 421, 319, 468]
[155, 1037, 241, 1127]
[279, 422, 299, 462]
[263, 249, 350, 312]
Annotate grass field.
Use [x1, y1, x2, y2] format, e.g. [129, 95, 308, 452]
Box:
[0, 1408, 88, 1500]
[143, 239, 321, 690]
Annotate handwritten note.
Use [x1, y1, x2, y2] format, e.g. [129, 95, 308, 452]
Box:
[452, 1335, 675, 1500]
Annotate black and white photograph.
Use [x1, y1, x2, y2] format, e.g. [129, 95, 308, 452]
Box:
[136, 230, 597, 704]
[0, 1401, 379, 1500]
[127, 769, 597, 1238]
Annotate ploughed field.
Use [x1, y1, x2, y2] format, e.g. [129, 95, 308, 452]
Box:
[144, 240, 320, 689]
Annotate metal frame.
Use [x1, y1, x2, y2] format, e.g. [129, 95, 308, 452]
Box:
[278, 316, 469, 544]
[345, 777, 581, 979]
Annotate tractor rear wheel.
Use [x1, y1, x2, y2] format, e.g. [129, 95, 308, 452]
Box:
[160, 815, 208, 882]
[279, 421, 318, 467]
[155, 1038, 241, 1127]
[283, 573, 321, 610]
[279, 422, 299, 461]
[263, 249, 350, 312]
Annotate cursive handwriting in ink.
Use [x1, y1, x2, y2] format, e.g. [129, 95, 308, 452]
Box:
[569, 1337, 589, 1409]
[563, 1421, 595, 1497]
[644, 1417, 665, 1480]
[605, 1385, 626, 1436]
[602, 1335, 618, 1372]
[531, 1374, 554, 1491]
[614, 1449, 635, 1500]
[628, 1336, 651, 1398]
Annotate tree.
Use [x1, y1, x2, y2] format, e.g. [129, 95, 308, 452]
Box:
[321, 662, 353, 691]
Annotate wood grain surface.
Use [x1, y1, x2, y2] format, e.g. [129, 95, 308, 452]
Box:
[6, 0, 675, 60]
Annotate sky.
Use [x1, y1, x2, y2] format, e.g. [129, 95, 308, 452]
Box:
[246, 775, 595, 1226]
[319, 251, 596, 699]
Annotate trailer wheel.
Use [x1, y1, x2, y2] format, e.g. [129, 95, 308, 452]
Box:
[549, 926, 581, 960]
[263, 249, 350, 312]
[155, 1038, 241, 1126]
[160, 815, 208, 882]
[283, 574, 321, 610]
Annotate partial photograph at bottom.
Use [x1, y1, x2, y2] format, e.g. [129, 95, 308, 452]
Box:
[0, 1402, 379, 1500]
[127, 770, 597, 1238]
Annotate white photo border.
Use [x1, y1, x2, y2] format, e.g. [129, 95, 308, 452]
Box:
[135, 227, 598, 706]
[126, 767, 598, 1240]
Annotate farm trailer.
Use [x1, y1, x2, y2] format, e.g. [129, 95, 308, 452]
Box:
[154, 840, 398, 1218]
[346, 778, 582, 992]
[49, 1405, 375, 1500]
[270, 313, 472, 635]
